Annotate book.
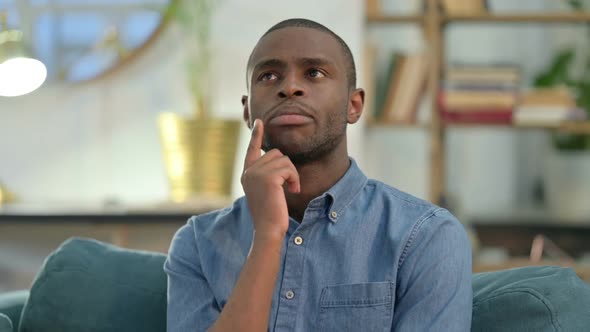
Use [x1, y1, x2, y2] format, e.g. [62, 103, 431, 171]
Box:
[514, 107, 587, 127]
[438, 93, 512, 124]
[445, 66, 520, 84]
[374, 52, 403, 121]
[441, 90, 517, 110]
[441, 0, 488, 15]
[443, 80, 518, 91]
[440, 109, 513, 124]
[366, 0, 380, 17]
[363, 44, 378, 124]
[382, 52, 429, 123]
[519, 87, 576, 107]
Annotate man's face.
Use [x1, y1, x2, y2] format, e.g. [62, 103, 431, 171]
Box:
[243, 27, 358, 165]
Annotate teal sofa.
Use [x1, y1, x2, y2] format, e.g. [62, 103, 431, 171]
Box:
[1, 237, 590, 332]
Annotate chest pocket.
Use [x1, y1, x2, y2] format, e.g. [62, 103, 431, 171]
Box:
[317, 281, 394, 332]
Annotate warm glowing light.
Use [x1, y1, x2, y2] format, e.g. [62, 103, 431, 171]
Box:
[0, 57, 47, 97]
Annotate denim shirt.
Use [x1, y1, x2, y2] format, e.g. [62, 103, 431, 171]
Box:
[164, 159, 472, 331]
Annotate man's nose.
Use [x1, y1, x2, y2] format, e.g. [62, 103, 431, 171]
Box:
[278, 74, 305, 98]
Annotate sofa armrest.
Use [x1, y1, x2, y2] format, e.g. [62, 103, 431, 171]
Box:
[0, 313, 12, 332]
[0, 290, 29, 332]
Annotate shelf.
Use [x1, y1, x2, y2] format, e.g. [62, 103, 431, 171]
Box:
[366, 120, 428, 129]
[367, 121, 590, 134]
[445, 12, 590, 23]
[554, 121, 590, 134]
[367, 12, 590, 25]
[366, 14, 424, 24]
[443, 122, 590, 134]
[514, 121, 590, 134]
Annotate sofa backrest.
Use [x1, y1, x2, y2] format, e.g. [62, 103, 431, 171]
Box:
[15, 237, 590, 332]
[472, 265, 590, 331]
[18, 237, 167, 332]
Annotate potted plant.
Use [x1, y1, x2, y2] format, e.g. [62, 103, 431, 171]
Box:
[533, 0, 590, 220]
[158, 0, 241, 202]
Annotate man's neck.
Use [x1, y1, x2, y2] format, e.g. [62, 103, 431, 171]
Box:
[284, 151, 351, 223]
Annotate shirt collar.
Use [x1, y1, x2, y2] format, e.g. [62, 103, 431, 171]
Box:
[310, 158, 367, 223]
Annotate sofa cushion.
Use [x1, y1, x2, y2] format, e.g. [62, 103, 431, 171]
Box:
[0, 313, 12, 332]
[19, 237, 167, 332]
[472, 266, 590, 331]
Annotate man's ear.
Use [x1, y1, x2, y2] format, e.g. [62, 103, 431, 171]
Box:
[347, 88, 365, 124]
[242, 95, 251, 128]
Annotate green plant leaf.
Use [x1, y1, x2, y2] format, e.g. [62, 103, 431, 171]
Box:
[533, 48, 575, 87]
[567, 0, 584, 10]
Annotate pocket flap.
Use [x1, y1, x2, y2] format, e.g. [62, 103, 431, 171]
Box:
[320, 281, 394, 308]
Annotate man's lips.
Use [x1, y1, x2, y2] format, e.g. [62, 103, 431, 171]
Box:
[268, 113, 313, 126]
[267, 105, 313, 126]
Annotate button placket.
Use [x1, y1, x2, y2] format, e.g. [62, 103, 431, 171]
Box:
[274, 222, 309, 330]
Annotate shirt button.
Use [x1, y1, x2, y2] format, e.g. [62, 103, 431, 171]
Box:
[285, 290, 295, 299]
[294, 236, 303, 245]
[330, 211, 338, 219]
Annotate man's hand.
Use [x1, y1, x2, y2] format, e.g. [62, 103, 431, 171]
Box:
[241, 119, 300, 240]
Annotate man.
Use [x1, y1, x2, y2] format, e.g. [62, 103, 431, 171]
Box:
[165, 18, 472, 331]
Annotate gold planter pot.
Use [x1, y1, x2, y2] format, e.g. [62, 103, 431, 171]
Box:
[0, 182, 16, 205]
[158, 113, 242, 202]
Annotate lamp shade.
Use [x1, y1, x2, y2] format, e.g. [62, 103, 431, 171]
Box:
[0, 28, 47, 97]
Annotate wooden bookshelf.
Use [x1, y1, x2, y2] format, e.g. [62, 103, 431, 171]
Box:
[555, 121, 590, 134]
[366, 14, 424, 24]
[444, 12, 590, 23]
[443, 121, 590, 135]
[365, 0, 590, 205]
[366, 121, 429, 129]
[367, 13, 590, 25]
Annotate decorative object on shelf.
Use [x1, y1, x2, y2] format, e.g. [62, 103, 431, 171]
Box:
[0, 11, 46, 97]
[533, 1, 590, 221]
[533, 0, 590, 149]
[158, 114, 240, 202]
[544, 148, 590, 220]
[157, 0, 241, 202]
[0, 182, 16, 205]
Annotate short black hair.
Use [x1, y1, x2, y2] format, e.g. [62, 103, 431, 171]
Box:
[247, 18, 357, 89]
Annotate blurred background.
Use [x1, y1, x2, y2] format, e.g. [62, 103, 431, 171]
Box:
[1, 0, 590, 292]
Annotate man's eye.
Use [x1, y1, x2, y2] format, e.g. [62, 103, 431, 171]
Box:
[308, 69, 325, 78]
[260, 72, 277, 81]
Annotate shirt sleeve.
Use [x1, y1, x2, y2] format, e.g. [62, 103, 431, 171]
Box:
[392, 208, 473, 331]
[164, 218, 220, 332]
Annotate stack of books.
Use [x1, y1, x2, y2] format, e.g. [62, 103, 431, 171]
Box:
[514, 87, 587, 127]
[438, 64, 520, 124]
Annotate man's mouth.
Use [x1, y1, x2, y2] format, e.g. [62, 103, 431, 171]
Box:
[269, 112, 313, 126]
[266, 103, 314, 126]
